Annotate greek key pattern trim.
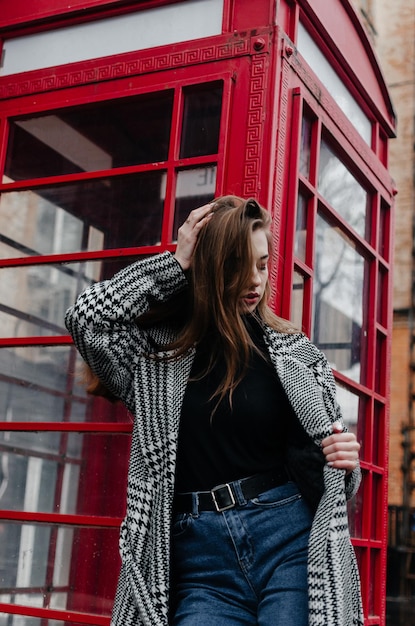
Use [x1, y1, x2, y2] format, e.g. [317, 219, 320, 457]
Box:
[242, 54, 268, 197]
[269, 53, 289, 310]
[0, 36, 250, 101]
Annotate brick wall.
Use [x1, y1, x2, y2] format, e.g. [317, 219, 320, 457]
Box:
[390, 317, 410, 504]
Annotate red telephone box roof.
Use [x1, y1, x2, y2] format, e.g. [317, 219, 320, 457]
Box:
[0, 0, 396, 135]
[297, 0, 396, 134]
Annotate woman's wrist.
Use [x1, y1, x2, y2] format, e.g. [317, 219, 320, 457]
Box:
[173, 252, 190, 271]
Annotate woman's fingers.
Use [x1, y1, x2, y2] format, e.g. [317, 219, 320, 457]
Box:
[322, 429, 361, 474]
[174, 203, 214, 270]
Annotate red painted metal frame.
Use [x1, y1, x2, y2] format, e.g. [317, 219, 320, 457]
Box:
[0, 422, 132, 432]
[272, 33, 394, 623]
[0, 31, 252, 103]
[297, 0, 395, 137]
[0, 0, 396, 139]
[0, 1, 396, 625]
[0, 20, 262, 625]
[0, 0, 204, 37]
[0, 510, 123, 527]
[0, 604, 110, 626]
[0, 246, 174, 268]
[0, 336, 73, 346]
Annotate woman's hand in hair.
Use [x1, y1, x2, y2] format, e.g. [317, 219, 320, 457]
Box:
[174, 203, 214, 270]
[321, 422, 361, 475]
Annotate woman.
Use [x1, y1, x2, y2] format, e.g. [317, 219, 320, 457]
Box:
[65, 196, 363, 626]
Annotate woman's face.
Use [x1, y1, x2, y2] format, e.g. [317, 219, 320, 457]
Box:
[239, 228, 269, 314]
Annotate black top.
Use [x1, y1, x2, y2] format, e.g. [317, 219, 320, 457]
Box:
[174, 317, 298, 493]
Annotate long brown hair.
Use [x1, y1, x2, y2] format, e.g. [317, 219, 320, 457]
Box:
[166, 195, 295, 405]
[84, 196, 297, 402]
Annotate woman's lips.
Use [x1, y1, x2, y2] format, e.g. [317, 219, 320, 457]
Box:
[243, 293, 259, 304]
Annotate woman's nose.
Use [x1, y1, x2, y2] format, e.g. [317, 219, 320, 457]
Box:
[251, 268, 261, 286]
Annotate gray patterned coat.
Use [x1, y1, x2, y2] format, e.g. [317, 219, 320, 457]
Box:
[65, 251, 363, 626]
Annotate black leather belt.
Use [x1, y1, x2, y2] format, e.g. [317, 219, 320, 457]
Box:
[174, 467, 289, 513]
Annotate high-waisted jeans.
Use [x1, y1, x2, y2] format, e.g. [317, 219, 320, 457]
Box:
[170, 481, 313, 625]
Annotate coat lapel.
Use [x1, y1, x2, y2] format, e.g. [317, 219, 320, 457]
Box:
[263, 328, 333, 443]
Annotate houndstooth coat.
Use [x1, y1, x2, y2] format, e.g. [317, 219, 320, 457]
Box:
[65, 251, 364, 626]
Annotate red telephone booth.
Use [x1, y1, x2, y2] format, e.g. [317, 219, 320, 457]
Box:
[0, 1, 395, 624]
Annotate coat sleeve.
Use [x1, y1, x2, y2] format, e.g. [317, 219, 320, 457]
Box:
[65, 251, 188, 404]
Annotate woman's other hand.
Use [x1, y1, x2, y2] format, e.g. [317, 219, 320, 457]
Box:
[321, 422, 360, 475]
[174, 203, 214, 271]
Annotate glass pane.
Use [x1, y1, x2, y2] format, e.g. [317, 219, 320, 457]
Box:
[318, 140, 369, 239]
[371, 477, 383, 541]
[299, 114, 312, 177]
[0, 431, 129, 516]
[373, 401, 386, 467]
[173, 166, 217, 238]
[379, 198, 390, 261]
[295, 193, 308, 261]
[180, 83, 223, 158]
[0, 0, 223, 76]
[0, 345, 82, 424]
[0, 344, 133, 423]
[0, 173, 164, 257]
[4, 92, 173, 180]
[312, 213, 366, 382]
[0, 523, 119, 616]
[335, 384, 359, 434]
[0, 265, 92, 337]
[0, 346, 132, 424]
[68, 396, 131, 424]
[297, 23, 372, 144]
[377, 266, 388, 327]
[368, 548, 381, 616]
[375, 331, 387, 395]
[0, 344, 74, 399]
[348, 472, 365, 539]
[0, 259, 138, 341]
[0, 618, 90, 626]
[291, 271, 304, 331]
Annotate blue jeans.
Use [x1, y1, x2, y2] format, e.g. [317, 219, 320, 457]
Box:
[170, 481, 313, 625]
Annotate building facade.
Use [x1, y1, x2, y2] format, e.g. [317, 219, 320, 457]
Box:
[0, 1, 395, 624]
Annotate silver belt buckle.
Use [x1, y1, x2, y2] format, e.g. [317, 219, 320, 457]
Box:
[211, 483, 236, 512]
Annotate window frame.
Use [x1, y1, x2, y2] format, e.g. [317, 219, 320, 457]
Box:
[274, 54, 393, 622]
[0, 58, 237, 624]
